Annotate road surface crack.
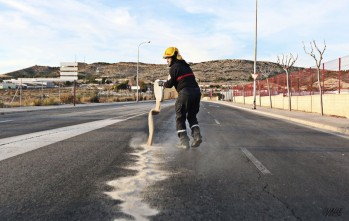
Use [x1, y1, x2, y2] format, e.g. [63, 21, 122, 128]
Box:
[262, 183, 303, 221]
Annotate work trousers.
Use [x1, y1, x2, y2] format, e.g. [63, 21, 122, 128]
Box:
[175, 87, 201, 135]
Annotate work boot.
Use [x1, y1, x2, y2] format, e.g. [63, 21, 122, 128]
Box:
[191, 126, 202, 148]
[177, 132, 190, 149]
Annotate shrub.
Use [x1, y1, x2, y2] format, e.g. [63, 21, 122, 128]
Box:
[90, 93, 99, 103]
[90, 92, 99, 103]
[60, 94, 74, 104]
[33, 99, 43, 106]
[43, 97, 60, 105]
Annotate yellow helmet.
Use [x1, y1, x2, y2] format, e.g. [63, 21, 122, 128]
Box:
[163, 47, 183, 60]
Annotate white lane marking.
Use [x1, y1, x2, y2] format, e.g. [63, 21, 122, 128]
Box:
[56, 106, 150, 117]
[241, 147, 272, 175]
[0, 112, 147, 162]
[214, 119, 220, 125]
[0, 120, 13, 123]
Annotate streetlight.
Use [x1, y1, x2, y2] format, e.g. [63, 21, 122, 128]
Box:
[252, 0, 258, 109]
[136, 41, 151, 102]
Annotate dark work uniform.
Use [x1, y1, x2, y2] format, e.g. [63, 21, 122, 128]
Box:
[164, 59, 201, 136]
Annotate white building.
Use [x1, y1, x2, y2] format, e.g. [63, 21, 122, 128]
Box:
[0, 82, 16, 89]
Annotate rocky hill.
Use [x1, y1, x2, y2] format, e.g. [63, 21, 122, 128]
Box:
[4, 65, 60, 79]
[3, 59, 290, 84]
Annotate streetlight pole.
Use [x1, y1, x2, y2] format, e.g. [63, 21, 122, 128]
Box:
[252, 0, 258, 109]
[136, 41, 151, 102]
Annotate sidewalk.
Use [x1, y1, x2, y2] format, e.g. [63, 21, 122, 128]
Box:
[213, 101, 349, 137]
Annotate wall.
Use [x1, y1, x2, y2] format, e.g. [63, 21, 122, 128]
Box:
[231, 94, 349, 118]
[202, 96, 219, 101]
[163, 87, 178, 100]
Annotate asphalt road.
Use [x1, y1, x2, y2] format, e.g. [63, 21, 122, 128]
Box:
[0, 102, 155, 138]
[0, 101, 348, 221]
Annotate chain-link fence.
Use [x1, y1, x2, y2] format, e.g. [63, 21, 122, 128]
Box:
[233, 55, 349, 96]
[0, 86, 153, 108]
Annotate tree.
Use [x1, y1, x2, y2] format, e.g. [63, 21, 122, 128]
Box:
[140, 80, 147, 92]
[116, 83, 128, 91]
[277, 53, 298, 111]
[303, 40, 326, 116]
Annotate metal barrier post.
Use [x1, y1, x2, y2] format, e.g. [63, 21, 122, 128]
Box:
[322, 63, 325, 94]
[338, 57, 341, 94]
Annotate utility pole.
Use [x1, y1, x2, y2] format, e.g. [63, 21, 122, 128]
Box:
[137, 41, 151, 102]
[252, 0, 258, 109]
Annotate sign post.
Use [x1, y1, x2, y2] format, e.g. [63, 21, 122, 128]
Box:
[73, 80, 76, 106]
[60, 62, 78, 106]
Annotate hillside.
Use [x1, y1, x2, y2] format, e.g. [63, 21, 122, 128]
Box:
[3, 59, 288, 83]
[4, 65, 60, 79]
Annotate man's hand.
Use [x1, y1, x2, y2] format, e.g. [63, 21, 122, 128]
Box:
[158, 80, 165, 87]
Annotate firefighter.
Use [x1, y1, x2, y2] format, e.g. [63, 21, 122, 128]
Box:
[159, 47, 202, 149]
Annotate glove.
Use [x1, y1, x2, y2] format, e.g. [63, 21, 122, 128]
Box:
[158, 80, 165, 87]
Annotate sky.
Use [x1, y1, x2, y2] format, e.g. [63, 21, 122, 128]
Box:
[0, 0, 348, 74]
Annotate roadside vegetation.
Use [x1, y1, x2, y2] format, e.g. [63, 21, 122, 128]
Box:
[0, 81, 154, 108]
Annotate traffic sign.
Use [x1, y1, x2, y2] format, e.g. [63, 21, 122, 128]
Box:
[251, 73, 259, 80]
[60, 62, 78, 82]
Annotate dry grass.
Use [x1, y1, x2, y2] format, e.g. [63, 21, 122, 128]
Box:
[0, 87, 153, 108]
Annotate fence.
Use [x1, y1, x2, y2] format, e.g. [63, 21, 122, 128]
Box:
[0, 86, 152, 108]
[233, 55, 349, 97]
